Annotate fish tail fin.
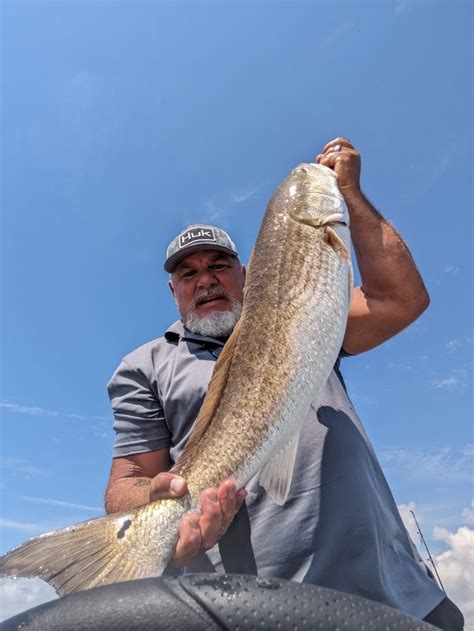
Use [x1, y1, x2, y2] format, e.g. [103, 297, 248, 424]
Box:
[0, 499, 187, 596]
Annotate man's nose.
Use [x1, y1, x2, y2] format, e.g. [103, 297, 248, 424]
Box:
[196, 269, 219, 288]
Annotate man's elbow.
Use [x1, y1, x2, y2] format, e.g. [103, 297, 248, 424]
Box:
[412, 288, 430, 319]
[104, 479, 124, 514]
[398, 289, 430, 328]
[104, 486, 115, 514]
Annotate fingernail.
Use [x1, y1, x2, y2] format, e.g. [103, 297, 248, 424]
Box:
[209, 490, 218, 503]
[228, 486, 236, 500]
[170, 478, 186, 494]
[190, 517, 200, 530]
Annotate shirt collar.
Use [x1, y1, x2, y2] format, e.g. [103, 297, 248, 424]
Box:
[164, 320, 227, 347]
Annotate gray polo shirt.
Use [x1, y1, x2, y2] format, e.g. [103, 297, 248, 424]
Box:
[108, 320, 444, 619]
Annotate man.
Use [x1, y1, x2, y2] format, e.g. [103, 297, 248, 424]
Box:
[106, 139, 463, 629]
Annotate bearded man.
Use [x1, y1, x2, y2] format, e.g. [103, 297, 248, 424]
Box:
[105, 139, 464, 629]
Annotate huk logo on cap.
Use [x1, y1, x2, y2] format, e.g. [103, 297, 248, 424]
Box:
[179, 227, 216, 249]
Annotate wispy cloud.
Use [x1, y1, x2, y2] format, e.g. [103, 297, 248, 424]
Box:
[442, 264, 461, 277]
[345, 383, 377, 408]
[387, 354, 428, 372]
[198, 184, 259, 225]
[460, 445, 474, 457]
[446, 339, 463, 353]
[432, 262, 463, 288]
[380, 445, 472, 484]
[230, 186, 258, 204]
[199, 198, 228, 224]
[387, 360, 414, 371]
[0, 578, 58, 621]
[462, 500, 474, 526]
[16, 495, 102, 513]
[0, 458, 49, 477]
[431, 368, 468, 391]
[0, 517, 45, 533]
[0, 402, 108, 421]
[446, 338, 473, 353]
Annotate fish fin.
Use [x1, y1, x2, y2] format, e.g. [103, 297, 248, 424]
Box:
[348, 258, 354, 305]
[0, 509, 162, 596]
[258, 433, 301, 505]
[325, 226, 350, 263]
[175, 316, 243, 469]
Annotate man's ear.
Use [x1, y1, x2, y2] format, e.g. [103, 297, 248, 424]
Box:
[168, 279, 175, 297]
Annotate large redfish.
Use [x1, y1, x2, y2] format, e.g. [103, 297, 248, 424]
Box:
[0, 163, 353, 595]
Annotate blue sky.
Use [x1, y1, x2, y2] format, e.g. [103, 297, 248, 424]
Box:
[1, 0, 472, 622]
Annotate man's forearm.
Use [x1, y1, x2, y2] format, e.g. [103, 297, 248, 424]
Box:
[105, 477, 152, 514]
[343, 187, 429, 309]
[316, 137, 430, 353]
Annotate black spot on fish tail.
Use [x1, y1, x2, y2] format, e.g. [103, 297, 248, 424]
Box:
[116, 519, 132, 539]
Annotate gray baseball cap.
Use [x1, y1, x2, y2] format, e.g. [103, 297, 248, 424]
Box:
[164, 224, 239, 273]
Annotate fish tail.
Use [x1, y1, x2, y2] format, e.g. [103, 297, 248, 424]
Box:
[0, 498, 189, 596]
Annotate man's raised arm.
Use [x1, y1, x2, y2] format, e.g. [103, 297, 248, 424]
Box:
[317, 138, 430, 355]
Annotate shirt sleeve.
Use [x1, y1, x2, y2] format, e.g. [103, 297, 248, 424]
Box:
[107, 359, 171, 458]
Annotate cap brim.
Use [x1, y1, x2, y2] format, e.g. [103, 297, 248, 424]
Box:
[164, 245, 238, 273]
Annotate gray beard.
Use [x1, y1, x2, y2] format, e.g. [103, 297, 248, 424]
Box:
[184, 300, 242, 338]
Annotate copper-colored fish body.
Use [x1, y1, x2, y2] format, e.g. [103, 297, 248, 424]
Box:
[0, 164, 352, 595]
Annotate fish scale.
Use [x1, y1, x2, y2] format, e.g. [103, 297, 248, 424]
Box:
[0, 163, 352, 595]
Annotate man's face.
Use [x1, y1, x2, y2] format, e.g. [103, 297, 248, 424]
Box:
[169, 249, 246, 328]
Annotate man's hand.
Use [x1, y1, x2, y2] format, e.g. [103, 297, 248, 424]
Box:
[150, 472, 247, 567]
[316, 137, 361, 194]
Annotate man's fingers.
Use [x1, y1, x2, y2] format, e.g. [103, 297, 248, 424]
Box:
[150, 472, 187, 501]
[199, 488, 223, 550]
[322, 137, 353, 154]
[319, 149, 358, 168]
[171, 514, 202, 567]
[235, 488, 248, 506]
[218, 480, 237, 525]
[318, 152, 343, 169]
[170, 481, 248, 567]
[217, 482, 248, 536]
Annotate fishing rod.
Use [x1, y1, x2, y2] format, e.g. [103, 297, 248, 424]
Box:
[410, 510, 445, 592]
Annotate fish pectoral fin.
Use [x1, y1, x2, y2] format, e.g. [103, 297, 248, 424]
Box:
[348, 258, 354, 305]
[258, 433, 301, 505]
[325, 226, 350, 263]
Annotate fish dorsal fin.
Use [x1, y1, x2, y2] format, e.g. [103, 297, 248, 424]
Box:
[258, 432, 301, 505]
[174, 316, 243, 471]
